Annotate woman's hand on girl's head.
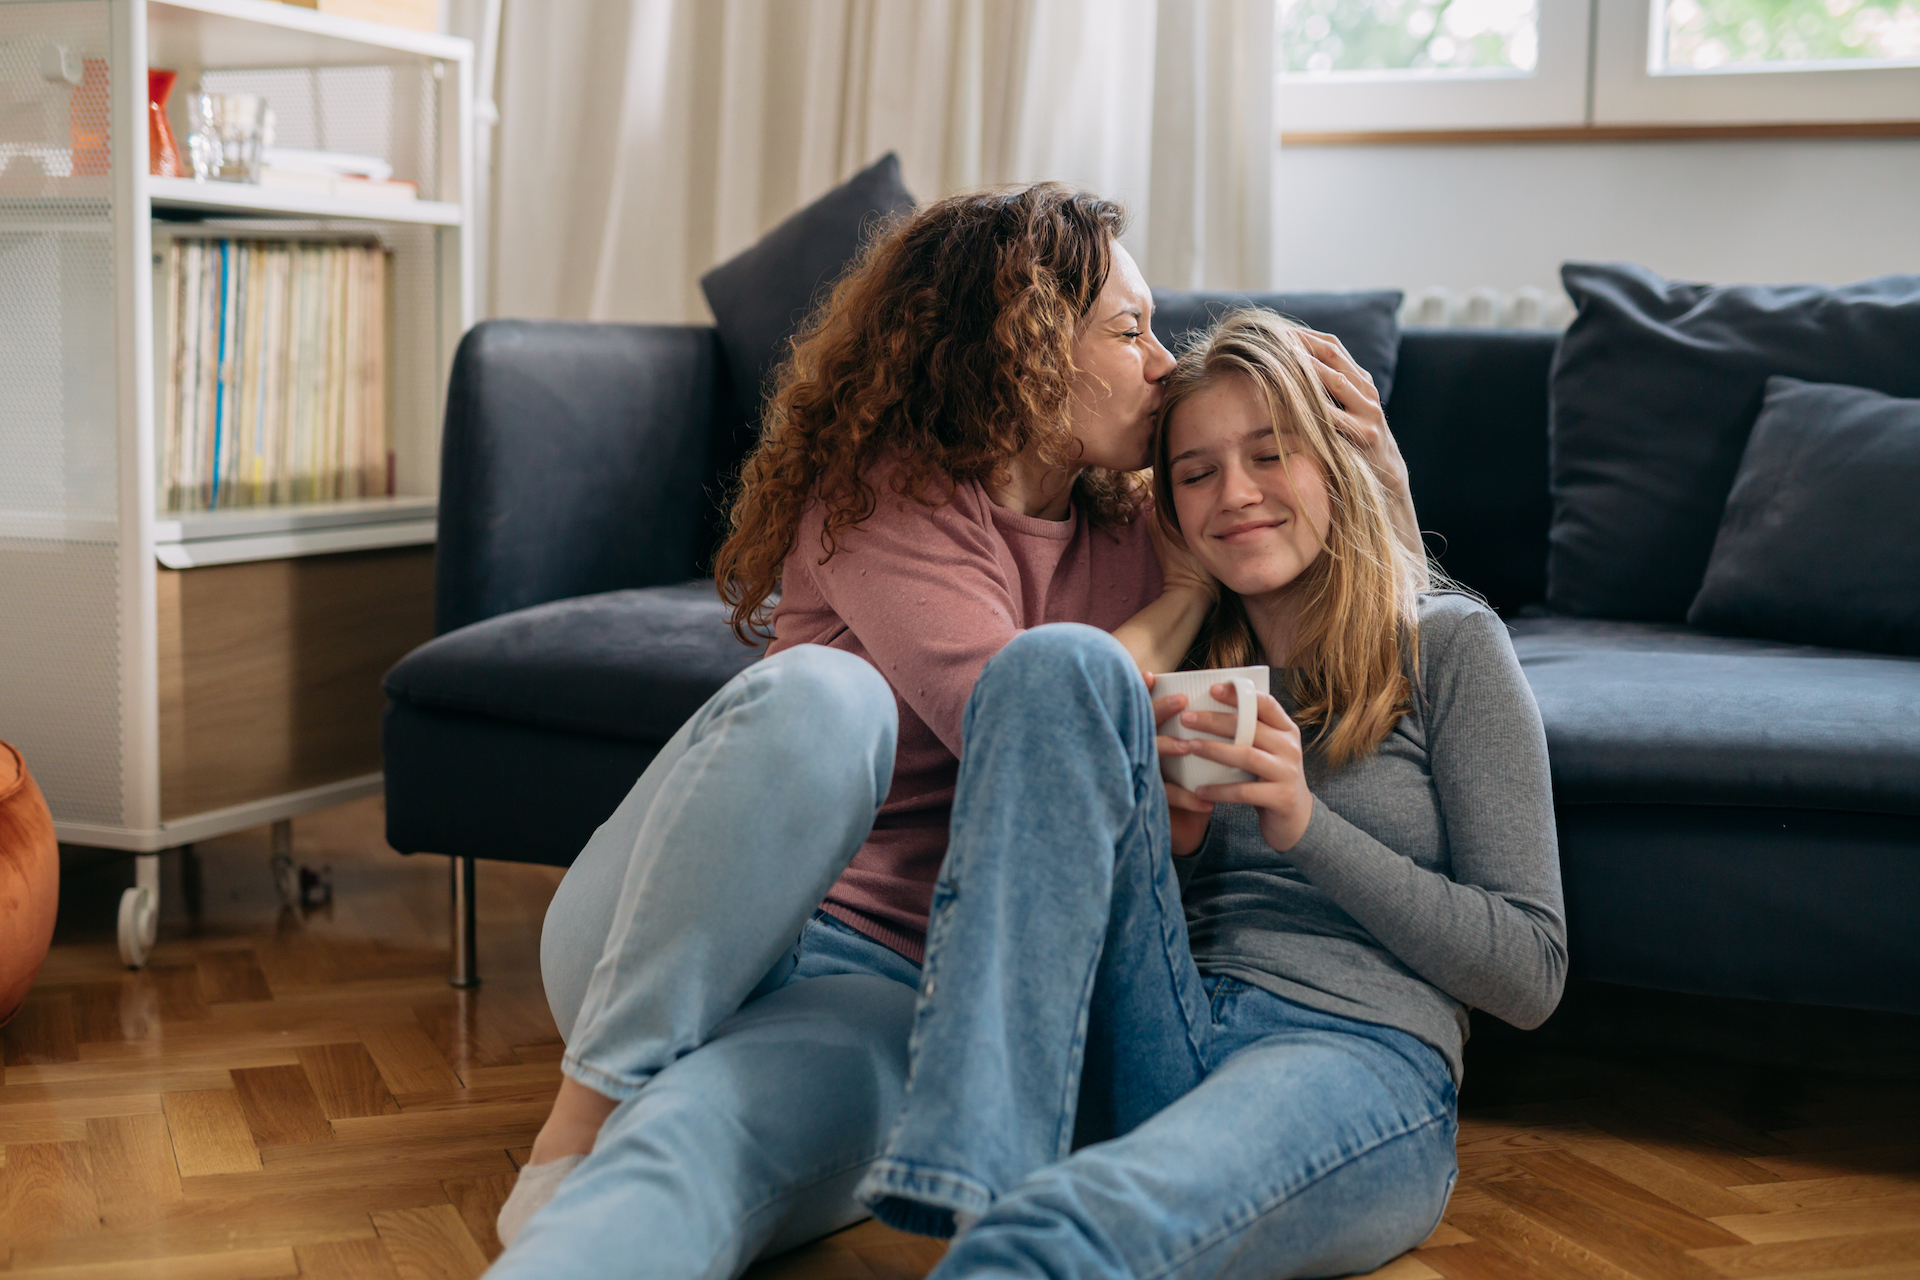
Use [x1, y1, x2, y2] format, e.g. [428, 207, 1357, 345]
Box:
[1146, 675, 1215, 858]
[1298, 330, 1405, 490]
[1299, 329, 1427, 577]
[1179, 684, 1315, 853]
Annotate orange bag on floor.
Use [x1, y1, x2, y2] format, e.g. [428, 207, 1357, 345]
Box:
[0, 741, 59, 1025]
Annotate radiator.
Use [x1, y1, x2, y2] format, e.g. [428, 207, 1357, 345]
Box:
[1404, 285, 1574, 329]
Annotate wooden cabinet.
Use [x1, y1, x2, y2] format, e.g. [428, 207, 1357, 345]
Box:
[157, 546, 434, 819]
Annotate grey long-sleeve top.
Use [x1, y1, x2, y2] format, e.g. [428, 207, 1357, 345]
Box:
[1178, 591, 1567, 1084]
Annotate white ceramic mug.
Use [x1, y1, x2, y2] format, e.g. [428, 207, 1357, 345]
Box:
[1153, 665, 1271, 792]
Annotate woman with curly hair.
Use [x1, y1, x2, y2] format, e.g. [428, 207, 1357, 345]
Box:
[852, 309, 1565, 1278]
[488, 188, 1420, 1278]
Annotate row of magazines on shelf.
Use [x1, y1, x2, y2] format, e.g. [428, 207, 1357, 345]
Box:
[158, 236, 393, 512]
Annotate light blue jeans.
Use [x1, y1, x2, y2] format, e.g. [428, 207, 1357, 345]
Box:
[854, 624, 1459, 1280]
[487, 644, 920, 1280]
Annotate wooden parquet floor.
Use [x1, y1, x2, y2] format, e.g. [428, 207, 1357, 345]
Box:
[3, 798, 1916, 1279]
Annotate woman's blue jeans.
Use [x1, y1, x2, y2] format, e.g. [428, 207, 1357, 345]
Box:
[487, 644, 920, 1280]
[854, 624, 1460, 1280]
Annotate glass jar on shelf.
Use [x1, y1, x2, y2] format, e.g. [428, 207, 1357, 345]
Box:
[185, 91, 273, 183]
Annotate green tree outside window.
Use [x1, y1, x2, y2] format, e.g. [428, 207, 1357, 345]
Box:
[1277, 0, 1919, 75]
[1664, 0, 1920, 68]
[1278, 0, 1539, 74]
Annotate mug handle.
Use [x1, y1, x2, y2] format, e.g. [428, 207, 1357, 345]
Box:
[1229, 678, 1259, 750]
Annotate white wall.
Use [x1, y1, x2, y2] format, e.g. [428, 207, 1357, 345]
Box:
[1270, 138, 1920, 309]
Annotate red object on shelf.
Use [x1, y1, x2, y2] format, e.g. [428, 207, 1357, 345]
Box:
[70, 57, 110, 177]
[0, 742, 59, 1028]
[149, 69, 182, 178]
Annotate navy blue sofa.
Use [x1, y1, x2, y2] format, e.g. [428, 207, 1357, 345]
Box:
[382, 319, 1920, 1012]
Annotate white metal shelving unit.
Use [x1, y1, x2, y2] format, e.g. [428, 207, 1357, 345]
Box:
[0, 0, 472, 965]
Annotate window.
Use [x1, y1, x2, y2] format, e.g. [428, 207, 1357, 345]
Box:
[1278, 0, 1541, 75]
[1276, 0, 1589, 130]
[1659, 0, 1920, 70]
[1278, 0, 1920, 133]
[1594, 0, 1920, 122]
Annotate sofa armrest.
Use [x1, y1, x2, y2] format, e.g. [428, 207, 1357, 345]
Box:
[435, 319, 728, 634]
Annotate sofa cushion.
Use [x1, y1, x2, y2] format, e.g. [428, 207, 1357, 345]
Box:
[1546, 262, 1920, 622]
[1387, 329, 1556, 614]
[1508, 616, 1920, 815]
[383, 581, 768, 746]
[1688, 377, 1920, 657]
[1151, 290, 1404, 403]
[700, 152, 916, 421]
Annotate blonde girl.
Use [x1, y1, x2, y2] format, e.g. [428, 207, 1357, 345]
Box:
[852, 309, 1567, 1280]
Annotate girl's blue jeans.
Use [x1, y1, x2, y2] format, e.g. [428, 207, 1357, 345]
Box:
[488, 629, 1456, 1280]
[854, 624, 1460, 1280]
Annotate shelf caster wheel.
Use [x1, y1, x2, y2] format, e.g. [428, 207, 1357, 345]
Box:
[118, 885, 157, 969]
[119, 851, 163, 969]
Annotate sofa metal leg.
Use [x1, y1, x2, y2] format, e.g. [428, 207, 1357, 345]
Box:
[449, 855, 480, 988]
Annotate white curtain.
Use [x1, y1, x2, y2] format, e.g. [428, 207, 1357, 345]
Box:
[444, 0, 505, 317]
[488, 0, 1273, 324]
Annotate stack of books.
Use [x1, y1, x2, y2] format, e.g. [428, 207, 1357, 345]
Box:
[158, 236, 392, 511]
[257, 147, 419, 203]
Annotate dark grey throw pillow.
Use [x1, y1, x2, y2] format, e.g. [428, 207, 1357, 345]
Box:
[1151, 290, 1404, 404]
[1547, 262, 1920, 622]
[700, 152, 916, 418]
[1688, 377, 1920, 656]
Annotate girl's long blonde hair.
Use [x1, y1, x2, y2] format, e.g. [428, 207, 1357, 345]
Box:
[1152, 309, 1425, 769]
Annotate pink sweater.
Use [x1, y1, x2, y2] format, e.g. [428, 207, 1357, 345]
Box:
[766, 467, 1162, 963]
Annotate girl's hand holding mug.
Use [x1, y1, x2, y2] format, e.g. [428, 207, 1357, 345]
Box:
[1167, 682, 1314, 853]
[1145, 674, 1216, 858]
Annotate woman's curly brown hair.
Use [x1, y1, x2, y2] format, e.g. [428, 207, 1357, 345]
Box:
[714, 183, 1148, 642]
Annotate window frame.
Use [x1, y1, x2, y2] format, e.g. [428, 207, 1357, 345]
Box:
[1591, 0, 1920, 125]
[1276, 0, 1920, 136]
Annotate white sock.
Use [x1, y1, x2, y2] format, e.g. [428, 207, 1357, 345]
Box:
[497, 1154, 585, 1248]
